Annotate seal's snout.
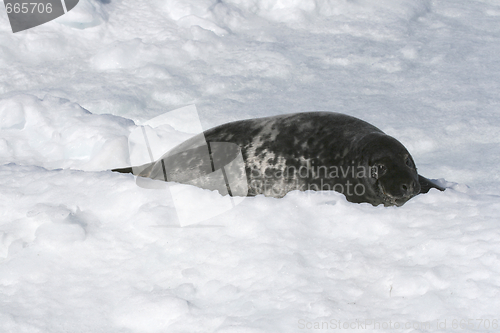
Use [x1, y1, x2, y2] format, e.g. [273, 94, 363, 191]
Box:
[379, 177, 421, 206]
[400, 180, 420, 196]
[389, 179, 421, 206]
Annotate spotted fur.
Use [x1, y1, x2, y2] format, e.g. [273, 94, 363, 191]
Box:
[113, 112, 444, 206]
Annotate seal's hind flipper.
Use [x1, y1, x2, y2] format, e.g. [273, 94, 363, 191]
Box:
[111, 167, 133, 174]
[418, 175, 445, 194]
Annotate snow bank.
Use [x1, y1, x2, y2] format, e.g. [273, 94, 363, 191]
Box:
[0, 94, 133, 170]
[1, 160, 499, 332]
[223, 0, 431, 24]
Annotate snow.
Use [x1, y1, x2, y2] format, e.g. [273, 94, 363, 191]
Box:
[1, 0, 500, 332]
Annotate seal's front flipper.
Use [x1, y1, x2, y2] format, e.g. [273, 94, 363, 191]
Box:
[418, 175, 445, 194]
[112, 167, 133, 174]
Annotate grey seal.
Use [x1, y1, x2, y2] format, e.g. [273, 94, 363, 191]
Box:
[112, 112, 444, 206]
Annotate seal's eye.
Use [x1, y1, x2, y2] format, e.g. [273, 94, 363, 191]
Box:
[371, 164, 387, 179]
[405, 157, 413, 168]
[378, 164, 387, 176]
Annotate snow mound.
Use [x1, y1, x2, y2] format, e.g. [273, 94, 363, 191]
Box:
[56, 0, 108, 29]
[0, 94, 133, 170]
[223, 0, 431, 23]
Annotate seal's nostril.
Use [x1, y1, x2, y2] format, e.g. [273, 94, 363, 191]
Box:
[401, 181, 417, 195]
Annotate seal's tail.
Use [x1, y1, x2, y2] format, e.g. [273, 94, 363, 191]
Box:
[111, 167, 133, 174]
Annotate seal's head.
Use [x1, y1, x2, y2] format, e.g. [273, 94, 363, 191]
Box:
[360, 134, 421, 206]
